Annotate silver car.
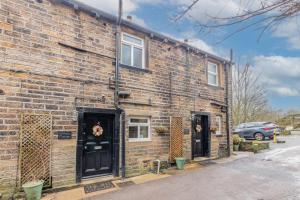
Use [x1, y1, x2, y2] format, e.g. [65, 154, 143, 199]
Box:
[234, 122, 280, 140]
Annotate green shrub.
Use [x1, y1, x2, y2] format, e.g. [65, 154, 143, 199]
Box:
[233, 134, 241, 145]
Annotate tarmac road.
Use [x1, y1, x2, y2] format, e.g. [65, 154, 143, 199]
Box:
[90, 135, 300, 200]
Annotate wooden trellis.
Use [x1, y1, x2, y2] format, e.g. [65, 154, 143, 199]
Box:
[169, 116, 183, 163]
[19, 114, 52, 187]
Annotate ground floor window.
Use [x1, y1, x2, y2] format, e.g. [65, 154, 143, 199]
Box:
[216, 116, 222, 135]
[128, 117, 151, 141]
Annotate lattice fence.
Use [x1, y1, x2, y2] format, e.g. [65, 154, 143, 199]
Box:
[19, 114, 52, 187]
[170, 116, 183, 163]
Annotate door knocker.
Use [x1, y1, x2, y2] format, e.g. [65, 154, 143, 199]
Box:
[92, 122, 103, 137]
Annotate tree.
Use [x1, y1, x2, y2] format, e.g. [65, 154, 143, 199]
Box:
[232, 63, 268, 125]
[174, 0, 300, 42]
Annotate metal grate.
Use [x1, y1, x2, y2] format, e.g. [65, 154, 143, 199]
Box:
[19, 114, 52, 187]
[170, 116, 183, 163]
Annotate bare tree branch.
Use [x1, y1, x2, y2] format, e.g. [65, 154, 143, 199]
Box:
[173, 0, 300, 42]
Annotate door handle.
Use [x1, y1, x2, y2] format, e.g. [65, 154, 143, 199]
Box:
[196, 139, 201, 143]
[84, 146, 87, 150]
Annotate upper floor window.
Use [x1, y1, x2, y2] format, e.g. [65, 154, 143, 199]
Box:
[208, 62, 218, 86]
[121, 33, 145, 69]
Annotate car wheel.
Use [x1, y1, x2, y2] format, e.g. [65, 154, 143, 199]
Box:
[254, 132, 264, 141]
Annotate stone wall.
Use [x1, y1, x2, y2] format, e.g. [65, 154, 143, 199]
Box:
[0, 0, 232, 196]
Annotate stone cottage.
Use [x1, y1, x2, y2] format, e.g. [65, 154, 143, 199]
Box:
[0, 0, 232, 197]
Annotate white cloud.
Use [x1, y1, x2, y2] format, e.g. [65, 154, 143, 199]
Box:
[253, 55, 300, 97]
[254, 56, 300, 79]
[186, 39, 215, 54]
[273, 18, 300, 50]
[270, 87, 300, 97]
[170, 0, 266, 24]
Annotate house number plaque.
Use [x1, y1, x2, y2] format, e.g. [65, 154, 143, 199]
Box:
[57, 131, 72, 140]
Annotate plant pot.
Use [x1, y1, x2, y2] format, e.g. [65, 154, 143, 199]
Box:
[22, 180, 44, 200]
[252, 144, 259, 153]
[233, 144, 239, 151]
[175, 157, 185, 170]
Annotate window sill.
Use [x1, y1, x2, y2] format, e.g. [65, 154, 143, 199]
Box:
[128, 138, 152, 143]
[207, 84, 224, 90]
[120, 64, 152, 73]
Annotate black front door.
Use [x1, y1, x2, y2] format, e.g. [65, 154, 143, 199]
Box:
[192, 114, 210, 158]
[82, 113, 113, 177]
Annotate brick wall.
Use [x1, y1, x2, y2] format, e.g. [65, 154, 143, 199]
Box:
[0, 0, 232, 196]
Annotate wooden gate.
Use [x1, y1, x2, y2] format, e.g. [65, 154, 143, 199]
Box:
[169, 117, 183, 163]
[19, 114, 52, 187]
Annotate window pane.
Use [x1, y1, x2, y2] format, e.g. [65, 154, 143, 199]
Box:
[133, 47, 143, 68]
[129, 126, 138, 138]
[123, 34, 142, 45]
[130, 118, 148, 123]
[140, 126, 149, 138]
[121, 43, 131, 66]
[216, 117, 221, 131]
[208, 63, 217, 73]
[208, 73, 217, 85]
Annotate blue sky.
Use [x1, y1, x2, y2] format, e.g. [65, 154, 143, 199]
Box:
[77, 0, 300, 111]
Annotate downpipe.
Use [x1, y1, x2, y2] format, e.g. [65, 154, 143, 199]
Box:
[115, 0, 126, 178]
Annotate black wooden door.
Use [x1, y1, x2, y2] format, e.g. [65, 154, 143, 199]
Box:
[192, 115, 209, 158]
[82, 113, 113, 177]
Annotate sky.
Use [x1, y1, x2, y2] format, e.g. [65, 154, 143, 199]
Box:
[77, 0, 300, 111]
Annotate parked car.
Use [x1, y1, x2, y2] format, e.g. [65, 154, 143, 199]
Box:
[233, 122, 280, 140]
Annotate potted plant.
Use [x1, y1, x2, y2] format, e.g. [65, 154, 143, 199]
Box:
[175, 157, 186, 170]
[154, 126, 169, 135]
[22, 180, 44, 200]
[252, 141, 259, 153]
[232, 134, 241, 151]
[210, 127, 217, 133]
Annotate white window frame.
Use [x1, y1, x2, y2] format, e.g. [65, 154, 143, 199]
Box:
[208, 62, 219, 86]
[128, 117, 151, 142]
[121, 32, 145, 69]
[216, 116, 222, 135]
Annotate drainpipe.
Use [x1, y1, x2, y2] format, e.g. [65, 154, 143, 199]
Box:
[115, 0, 126, 178]
[225, 49, 233, 157]
[115, 0, 122, 108]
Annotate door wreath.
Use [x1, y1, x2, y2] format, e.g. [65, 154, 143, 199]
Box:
[92, 122, 103, 137]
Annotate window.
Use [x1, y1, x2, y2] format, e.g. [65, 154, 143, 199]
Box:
[216, 116, 222, 135]
[208, 62, 218, 86]
[121, 33, 144, 69]
[128, 117, 150, 141]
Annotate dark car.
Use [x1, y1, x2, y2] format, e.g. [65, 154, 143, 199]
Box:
[233, 122, 280, 140]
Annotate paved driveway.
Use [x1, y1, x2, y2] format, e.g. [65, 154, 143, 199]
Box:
[90, 135, 300, 200]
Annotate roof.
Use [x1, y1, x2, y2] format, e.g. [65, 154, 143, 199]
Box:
[52, 0, 231, 64]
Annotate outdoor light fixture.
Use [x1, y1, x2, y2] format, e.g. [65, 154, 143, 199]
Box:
[0, 89, 4, 95]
